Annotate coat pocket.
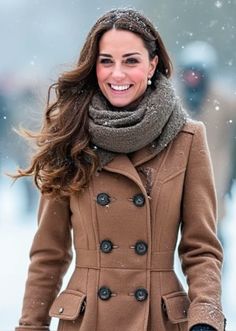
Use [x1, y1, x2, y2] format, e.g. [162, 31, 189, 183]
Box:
[49, 289, 86, 320]
[161, 291, 190, 324]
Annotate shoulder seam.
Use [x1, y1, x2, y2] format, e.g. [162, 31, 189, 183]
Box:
[180, 119, 203, 135]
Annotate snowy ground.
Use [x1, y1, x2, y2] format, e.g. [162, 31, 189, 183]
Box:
[0, 171, 236, 330]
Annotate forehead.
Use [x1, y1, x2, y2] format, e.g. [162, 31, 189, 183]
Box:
[98, 29, 147, 53]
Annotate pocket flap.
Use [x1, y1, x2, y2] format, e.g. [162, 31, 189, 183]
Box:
[162, 291, 190, 324]
[49, 289, 86, 320]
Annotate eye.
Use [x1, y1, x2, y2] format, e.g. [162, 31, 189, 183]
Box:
[125, 57, 139, 64]
[99, 58, 113, 65]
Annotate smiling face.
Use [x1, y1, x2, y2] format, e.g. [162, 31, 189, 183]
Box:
[96, 29, 158, 108]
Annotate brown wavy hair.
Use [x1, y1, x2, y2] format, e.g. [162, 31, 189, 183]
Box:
[13, 8, 173, 197]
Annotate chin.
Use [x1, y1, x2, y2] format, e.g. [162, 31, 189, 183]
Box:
[111, 101, 131, 108]
[106, 96, 134, 108]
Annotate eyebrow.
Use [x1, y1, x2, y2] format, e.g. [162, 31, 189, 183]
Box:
[98, 52, 141, 58]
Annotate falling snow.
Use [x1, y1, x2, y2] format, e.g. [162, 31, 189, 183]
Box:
[215, 1, 223, 8]
[1, 1, 236, 330]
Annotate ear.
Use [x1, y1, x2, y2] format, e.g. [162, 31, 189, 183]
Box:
[149, 55, 158, 77]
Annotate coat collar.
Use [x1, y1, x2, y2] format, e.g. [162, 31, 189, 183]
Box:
[128, 144, 163, 167]
[103, 142, 171, 193]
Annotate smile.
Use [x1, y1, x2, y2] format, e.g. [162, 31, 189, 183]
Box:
[109, 84, 132, 91]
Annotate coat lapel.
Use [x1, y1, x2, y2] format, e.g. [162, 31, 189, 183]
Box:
[103, 141, 172, 193]
[103, 154, 146, 194]
[129, 143, 172, 167]
[129, 145, 157, 167]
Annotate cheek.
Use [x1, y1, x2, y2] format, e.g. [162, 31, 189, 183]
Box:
[131, 67, 149, 84]
[96, 65, 108, 84]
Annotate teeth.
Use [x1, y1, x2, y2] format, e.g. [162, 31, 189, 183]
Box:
[110, 84, 130, 91]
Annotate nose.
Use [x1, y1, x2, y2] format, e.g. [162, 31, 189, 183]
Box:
[111, 64, 126, 81]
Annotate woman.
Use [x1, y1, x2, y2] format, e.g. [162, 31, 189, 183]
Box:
[15, 9, 225, 331]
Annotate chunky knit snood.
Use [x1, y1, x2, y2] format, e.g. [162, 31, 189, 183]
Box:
[88, 73, 188, 166]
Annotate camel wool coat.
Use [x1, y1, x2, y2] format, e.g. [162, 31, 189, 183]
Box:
[16, 120, 225, 331]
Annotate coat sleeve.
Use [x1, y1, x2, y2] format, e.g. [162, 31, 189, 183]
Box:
[15, 194, 73, 331]
[178, 121, 226, 331]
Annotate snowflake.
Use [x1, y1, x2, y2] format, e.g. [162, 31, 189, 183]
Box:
[215, 0, 223, 8]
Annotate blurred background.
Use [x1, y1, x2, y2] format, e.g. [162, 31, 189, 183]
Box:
[0, 0, 235, 330]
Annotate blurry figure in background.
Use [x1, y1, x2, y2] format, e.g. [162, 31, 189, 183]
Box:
[177, 41, 236, 245]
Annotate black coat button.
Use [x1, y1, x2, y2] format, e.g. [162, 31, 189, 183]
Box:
[100, 240, 113, 253]
[97, 193, 111, 206]
[98, 287, 112, 300]
[135, 241, 148, 255]
[133, 193, 145, 207]
[135, 288, 148, 302]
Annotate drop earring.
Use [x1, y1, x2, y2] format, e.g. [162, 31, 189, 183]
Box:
[147, 78, 152, 86]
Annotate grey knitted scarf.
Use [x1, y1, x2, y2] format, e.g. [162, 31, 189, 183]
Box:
[88, 74, 188, 167]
